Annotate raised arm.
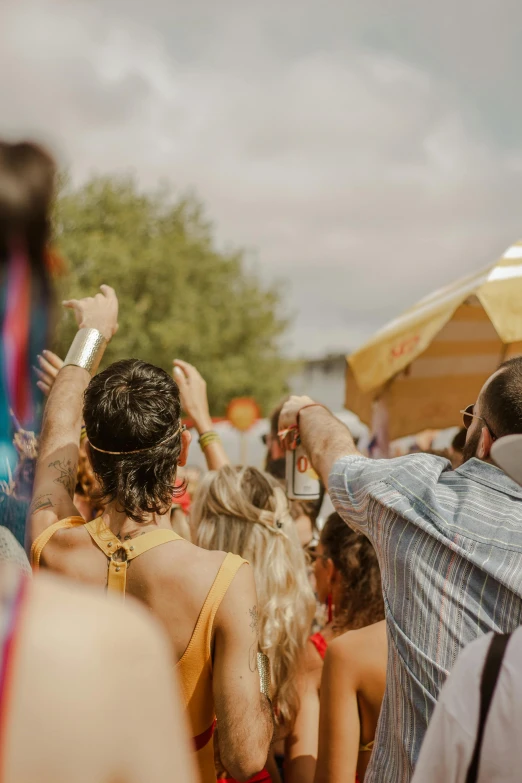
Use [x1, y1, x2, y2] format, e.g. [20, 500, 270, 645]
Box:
[30, 286, 118, 543]
[173, 359, 230, 471]
[278, 396, 361, 487]
[212, 562, 274, 781]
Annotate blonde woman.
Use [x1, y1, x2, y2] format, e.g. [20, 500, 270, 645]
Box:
[174, 360, 316, 782]
[192, 465, 316, 781]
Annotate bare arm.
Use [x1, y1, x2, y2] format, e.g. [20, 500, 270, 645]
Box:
[314, 638, 361, 783]
[173, 359, 230, 471]
[30, 365, 89, 539]
[213, 563, 273, 781]
[279, 396, 361, 487]
[285, 643, 323, 783]
[30, 286, 118, 544]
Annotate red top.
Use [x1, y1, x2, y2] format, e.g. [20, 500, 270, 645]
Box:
[223, 772, 271, 782]
[309, 631, 328, 660]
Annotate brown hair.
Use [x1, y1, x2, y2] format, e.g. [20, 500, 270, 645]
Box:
[320, 512, 384, 632]
[84, 359, 184, 522]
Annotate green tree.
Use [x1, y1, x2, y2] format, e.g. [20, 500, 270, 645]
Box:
[52, 176, 293, 415]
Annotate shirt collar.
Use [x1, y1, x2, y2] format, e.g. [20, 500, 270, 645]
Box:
[456, 457, 522, 499]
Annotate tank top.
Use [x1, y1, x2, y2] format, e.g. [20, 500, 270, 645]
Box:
[31, 517, 247, 783]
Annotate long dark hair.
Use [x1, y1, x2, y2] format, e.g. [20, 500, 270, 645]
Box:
[320, 512, 385, 631]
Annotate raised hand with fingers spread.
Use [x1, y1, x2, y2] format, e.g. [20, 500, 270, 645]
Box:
[173, 360, 212, 435]
[34, 351, 63, 397]
[173, 359, 230, 471]
[63, 284, 119, 343]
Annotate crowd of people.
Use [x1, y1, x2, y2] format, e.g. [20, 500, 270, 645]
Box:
[2, 138, 522, 783]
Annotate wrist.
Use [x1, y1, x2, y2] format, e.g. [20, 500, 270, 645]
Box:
[297, 402, 327, 429]
[63, 328, 107, 376]
[194, 414, 213, 435]
[82, 321, 114, 343]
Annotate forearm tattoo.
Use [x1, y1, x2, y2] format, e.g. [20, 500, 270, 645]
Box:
[49, 458, 76, 497]
[30, 494, 54, 515]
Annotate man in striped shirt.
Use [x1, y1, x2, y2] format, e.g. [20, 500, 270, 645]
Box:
[279, 358, 522, 783]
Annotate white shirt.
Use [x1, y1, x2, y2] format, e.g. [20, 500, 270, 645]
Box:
[413, 626, 522, 783]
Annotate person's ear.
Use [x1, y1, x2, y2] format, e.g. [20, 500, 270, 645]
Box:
[325, 557, 336, 586]
[177, 428, 192, 467]
[270, 437, 285, 460]
[478, 426, 493, 460]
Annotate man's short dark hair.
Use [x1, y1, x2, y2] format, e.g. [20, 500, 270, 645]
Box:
[482, 357, 522, 439]
[83, 359, 183, 522]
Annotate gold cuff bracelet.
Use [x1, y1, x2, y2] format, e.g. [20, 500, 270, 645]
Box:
[63, 328, 107, 376]
[257, 652, 271, 701]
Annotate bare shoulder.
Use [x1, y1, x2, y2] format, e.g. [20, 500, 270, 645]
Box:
[213, 557, 255, 628]
[327, 621, 387, 679]
[39, 523, 92, 559]
[152, 537, 229, 582]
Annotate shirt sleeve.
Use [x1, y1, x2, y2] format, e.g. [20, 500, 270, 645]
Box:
[328, 454, 395, 534]
[411, 634, 489, 783]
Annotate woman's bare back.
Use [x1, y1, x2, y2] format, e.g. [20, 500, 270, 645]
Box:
[315, 620, 387, 783]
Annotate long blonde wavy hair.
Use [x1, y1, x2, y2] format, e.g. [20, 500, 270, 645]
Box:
[191, 465, 316, 728]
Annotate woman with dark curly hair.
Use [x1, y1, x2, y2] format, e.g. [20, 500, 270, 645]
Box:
[286, 513, 386, 783]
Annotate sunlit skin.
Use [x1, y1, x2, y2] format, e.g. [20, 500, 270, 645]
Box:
[285, 542, 357, 783]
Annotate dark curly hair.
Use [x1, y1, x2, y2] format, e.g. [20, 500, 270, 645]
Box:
[320, 512, 385, 632]
[83, 359, 184, 523]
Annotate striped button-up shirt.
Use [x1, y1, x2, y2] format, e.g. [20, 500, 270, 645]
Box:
[329, 454, 522, 783]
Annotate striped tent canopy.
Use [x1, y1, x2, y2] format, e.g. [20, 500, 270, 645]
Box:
[346, 240, 522, 440]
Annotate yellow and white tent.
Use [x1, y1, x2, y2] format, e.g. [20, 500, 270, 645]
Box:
[346, 240, 522, 441]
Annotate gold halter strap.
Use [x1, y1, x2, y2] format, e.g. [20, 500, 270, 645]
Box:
[84, 519, 182, 598]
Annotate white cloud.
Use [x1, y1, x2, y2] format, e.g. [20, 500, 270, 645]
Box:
[1, 0, 522, 356]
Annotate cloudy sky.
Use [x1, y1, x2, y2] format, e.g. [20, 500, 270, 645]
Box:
[2, 0, 522, 356]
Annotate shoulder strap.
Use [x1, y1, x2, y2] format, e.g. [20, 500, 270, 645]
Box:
[125, 529, 183, 560]
[202, 553, 247, 653]
[179, 553, 247, 661]
[309, 632, 328, 660]
[31, 517, 85, 570]
[84, 520, 183, 600]
[465, 632, 512, 783]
